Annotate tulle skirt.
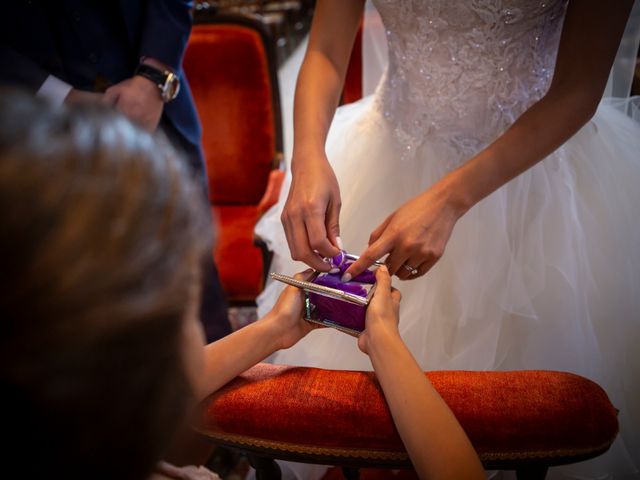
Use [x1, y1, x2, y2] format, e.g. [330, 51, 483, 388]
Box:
[255, 95, 640, 478]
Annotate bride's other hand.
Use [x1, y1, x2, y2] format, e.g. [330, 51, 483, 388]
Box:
[341, 0, 633, 284]
[281, 151, 342, 271]
[282, 0, 364, 271]
[345, 181, 466, 281]
[265, 269, 321, 349]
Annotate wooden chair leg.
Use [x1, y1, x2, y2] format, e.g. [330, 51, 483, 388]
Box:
[516, 466, 548, 480]
[248, 454, 282, 480]
[342, 466, 360, 480]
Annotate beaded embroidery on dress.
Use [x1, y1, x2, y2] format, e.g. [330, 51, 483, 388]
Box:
[373, 0, 566, 165]
[255, 1, 640, 478]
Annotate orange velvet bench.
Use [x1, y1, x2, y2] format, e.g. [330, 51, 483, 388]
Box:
[196, 363, 618, 480]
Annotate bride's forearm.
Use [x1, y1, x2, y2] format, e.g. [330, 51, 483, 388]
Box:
[438, 0, 632, 214]
[291, 0, 364, 170]
[442, 87, 599, 214]
[291, 51, 344, 164]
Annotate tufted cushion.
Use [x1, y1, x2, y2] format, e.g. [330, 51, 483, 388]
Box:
[198, 364, 618, 463]
[212, 205, 263, 302]
[184, 24, 276, 205]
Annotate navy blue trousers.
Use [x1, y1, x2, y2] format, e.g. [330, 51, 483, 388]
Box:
[162, 116, 232, 342]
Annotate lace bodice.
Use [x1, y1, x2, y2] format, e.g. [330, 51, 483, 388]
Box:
[372, 0, 568, 166]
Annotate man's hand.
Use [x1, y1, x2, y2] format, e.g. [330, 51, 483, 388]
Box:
[103, 75, 163, 132]
[64, 88, 105, 105]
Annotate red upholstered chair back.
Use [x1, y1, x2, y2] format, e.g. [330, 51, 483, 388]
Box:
[342, 20, 363, 105]
[184, 16, 283, 206]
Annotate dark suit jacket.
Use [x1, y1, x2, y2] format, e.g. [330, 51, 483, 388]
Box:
[0, 0, 202, 172]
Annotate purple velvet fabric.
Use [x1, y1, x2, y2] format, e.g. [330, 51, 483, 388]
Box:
[351, 268, 376, 284]
[326, 251, 376, 284]
[308, 292, 367, 333]
[330, 251, 346, 268]
[308, 252, 377, 333]
[313, 274, 368, 297]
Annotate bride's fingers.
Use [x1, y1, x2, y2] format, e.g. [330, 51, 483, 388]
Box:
[394, 258, 414, 280]
[369, 215, 392, 246]
[343, 236, 392, 281]
[286, 215, 329, 271]
[384, 249, 410, 277]
[395, 254, 424, 280]
[415, 257, 439, 278]
[397, 256, 437, 281]
[325, 198, 342, 250]
[281, 214, 300, 260]
[305, 217, 340, 258]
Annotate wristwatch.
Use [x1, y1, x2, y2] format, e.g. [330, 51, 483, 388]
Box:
[135, 63, 180, 102]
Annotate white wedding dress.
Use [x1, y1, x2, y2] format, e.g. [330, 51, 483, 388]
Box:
[255, 1, 640, 477]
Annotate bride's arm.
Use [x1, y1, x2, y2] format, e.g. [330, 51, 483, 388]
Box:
[444, 0, 634, 217]
[281, 0, 365, 270]
[291, 0, 364, 160]
[344, 0, 634, 281]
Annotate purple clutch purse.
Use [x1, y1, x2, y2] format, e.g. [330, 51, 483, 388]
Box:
[270, 252, 380, 336]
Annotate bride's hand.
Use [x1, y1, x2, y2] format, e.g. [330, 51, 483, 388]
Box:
[344, 183, 465, 281]
[281, 152, 342, 271]
[264, 270, 321, 349]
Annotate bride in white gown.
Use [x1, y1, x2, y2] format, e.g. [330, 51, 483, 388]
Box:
[255, 0, 640, 477]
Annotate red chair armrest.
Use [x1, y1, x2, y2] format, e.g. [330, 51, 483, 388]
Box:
[257, 168, 285, 217]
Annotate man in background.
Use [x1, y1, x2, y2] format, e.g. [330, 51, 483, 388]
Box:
[0, 0, 231, 341]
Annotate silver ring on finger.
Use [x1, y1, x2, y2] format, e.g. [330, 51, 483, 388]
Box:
[403, 263, 419, 276]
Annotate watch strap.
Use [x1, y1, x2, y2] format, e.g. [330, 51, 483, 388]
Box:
[135, 63, 168, 88]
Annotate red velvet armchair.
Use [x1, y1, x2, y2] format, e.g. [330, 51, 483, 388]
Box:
[342, 20, 363, 105]
[184, 13, 284, 304]
[196, 364, 618, 480]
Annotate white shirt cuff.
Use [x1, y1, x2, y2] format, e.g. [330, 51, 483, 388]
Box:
[37, 75, 73, 106]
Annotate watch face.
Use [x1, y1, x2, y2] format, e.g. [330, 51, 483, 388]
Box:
[162, 72, 180, 102]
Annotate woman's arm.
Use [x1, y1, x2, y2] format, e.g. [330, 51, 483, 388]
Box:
[281, 0, 365, 270]
[359, 267, 484, 479]
[344, 0, 634, 281]
[445, 0, 634, 214]
[292, 0, 365, 160]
